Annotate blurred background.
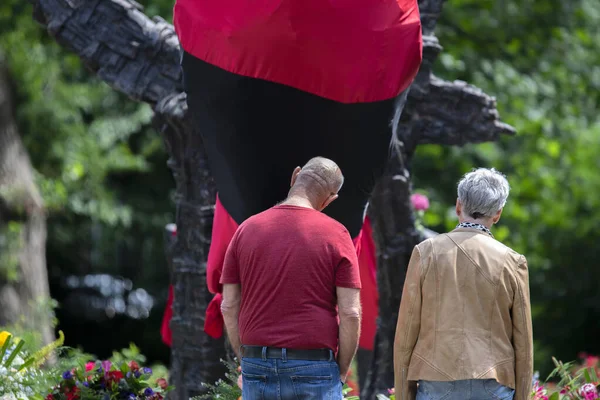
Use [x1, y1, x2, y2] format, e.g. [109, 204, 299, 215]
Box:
[0, 0, 599, 378]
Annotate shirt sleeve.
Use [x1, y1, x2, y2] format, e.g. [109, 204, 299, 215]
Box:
[220, 229, 241, 285]
[335, 229, 362, 289]
[512, 255, 533, 400]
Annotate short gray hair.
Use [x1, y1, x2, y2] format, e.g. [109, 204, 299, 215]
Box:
[457, 168, 510, 219]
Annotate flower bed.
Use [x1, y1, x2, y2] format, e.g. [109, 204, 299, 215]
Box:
[45, 360, 170, 400]
[3, 326, 599, 400]
[0, 330, 171, 400]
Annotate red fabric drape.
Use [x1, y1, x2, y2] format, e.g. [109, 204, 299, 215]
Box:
[173, 0, 422, 104]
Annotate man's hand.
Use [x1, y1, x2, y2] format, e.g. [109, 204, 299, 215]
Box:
[340, 373, 347, 385]
[336, 286, 361, 385]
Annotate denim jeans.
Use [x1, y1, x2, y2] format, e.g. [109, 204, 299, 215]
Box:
[241, 349, 343, 400]
[416, 379, 515, 400]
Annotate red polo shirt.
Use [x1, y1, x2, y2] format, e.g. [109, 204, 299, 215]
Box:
[173, 0, 423, 103]
[220, 205, 361, 350]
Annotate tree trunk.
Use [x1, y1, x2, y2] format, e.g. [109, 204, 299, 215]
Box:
[29, 0, 515, 397]
[0, 56, 54, 346]
[154, 93, 227, 398]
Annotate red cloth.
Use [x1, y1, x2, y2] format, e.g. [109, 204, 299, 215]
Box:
[220, 205, 361, 350]
[160, 285, 174, 346]
[207, 195, 240, 295]
[173, 0, 423, 104]
[357, 216, 378, 350]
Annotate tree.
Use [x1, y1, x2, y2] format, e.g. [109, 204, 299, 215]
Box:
[0, 52, 54, 346]
[2, 0, 175, 362]
[29, 0, 513, 397]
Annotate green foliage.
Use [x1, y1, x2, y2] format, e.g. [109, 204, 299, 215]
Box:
[1, 0, 175, 361]
[0, 329, 65, 398]
[531, 356, 600, 399]
[0, 221, 22, 282]
[194, 359, 241, 400]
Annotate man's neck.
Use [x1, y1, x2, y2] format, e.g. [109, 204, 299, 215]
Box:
[280, 195, 316, 210]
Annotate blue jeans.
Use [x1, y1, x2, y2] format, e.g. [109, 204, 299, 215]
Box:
[416, 379, 515, 400]
[241, 349, 343, 400]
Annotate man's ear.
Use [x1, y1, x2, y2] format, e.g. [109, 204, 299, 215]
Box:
[320, 194, 339, 211]
[290, 167, 301, 188]
[455, 199, 462, 217]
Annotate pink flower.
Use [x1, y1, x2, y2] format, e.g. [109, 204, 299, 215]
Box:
[587, 356, 600, 368]
[101, 360, 112, 377]
[128, 360, 140, 371]
[387, 388, 395, 395]
[532, 381, 548, 400]
[580, 383, 599, 400]
[410, 193, 429, 211]
[156, 378, 169, 389]
[85, 362, 95, 372]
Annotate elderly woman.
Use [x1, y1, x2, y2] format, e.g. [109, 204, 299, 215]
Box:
[394, 168, 533, 400]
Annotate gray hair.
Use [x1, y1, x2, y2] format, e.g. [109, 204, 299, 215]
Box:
[457, 168, 510, 219]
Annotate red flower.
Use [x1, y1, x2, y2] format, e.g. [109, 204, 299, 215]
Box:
[128, 360, 140, 371]
[156, 378, 169, 389]
[66, 387, 80, 400]
[46, 395, 54, 400]
[85, 362, 95, 372]
[107, 370, 124, 382]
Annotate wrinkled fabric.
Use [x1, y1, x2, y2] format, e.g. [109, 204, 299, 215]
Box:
[174, 0, 422, 103]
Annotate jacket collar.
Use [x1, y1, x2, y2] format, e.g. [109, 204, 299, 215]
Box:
[452, 223, 494, 238]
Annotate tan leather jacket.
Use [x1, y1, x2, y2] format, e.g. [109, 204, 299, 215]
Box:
[393, 227, 533, 400]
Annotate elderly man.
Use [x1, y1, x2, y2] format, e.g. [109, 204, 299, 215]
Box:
[394, 168, 533, 400]
[221, 157, 362, 400]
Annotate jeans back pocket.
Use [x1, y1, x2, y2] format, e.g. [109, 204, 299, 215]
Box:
[417, 380, 456, 400]
[291, 374, 339, 400]
[483, 379, 515, 400]
[242, 372, 267, 400]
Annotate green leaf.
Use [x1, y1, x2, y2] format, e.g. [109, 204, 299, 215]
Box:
[4, 338, 25, 367]
[585, 368, 592, 383]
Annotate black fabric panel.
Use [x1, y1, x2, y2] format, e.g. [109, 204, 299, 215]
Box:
[182, 51, 405, 237]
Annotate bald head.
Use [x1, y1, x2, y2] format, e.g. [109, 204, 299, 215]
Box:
[288, 157, 344, 211]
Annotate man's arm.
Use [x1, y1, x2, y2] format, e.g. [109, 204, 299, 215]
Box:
[394, 245, 423, 400]
[512, 256, 533, 400]
[337, 286, 361, 383]
[221, 283, 242, 359]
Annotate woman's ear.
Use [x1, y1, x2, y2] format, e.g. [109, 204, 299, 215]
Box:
[492, 208, 503, 224]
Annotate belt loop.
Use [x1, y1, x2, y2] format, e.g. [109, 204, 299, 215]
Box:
[329, 350, 334, 362]
[261, 346, 267, 361]
[282, 348, 287, 363]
